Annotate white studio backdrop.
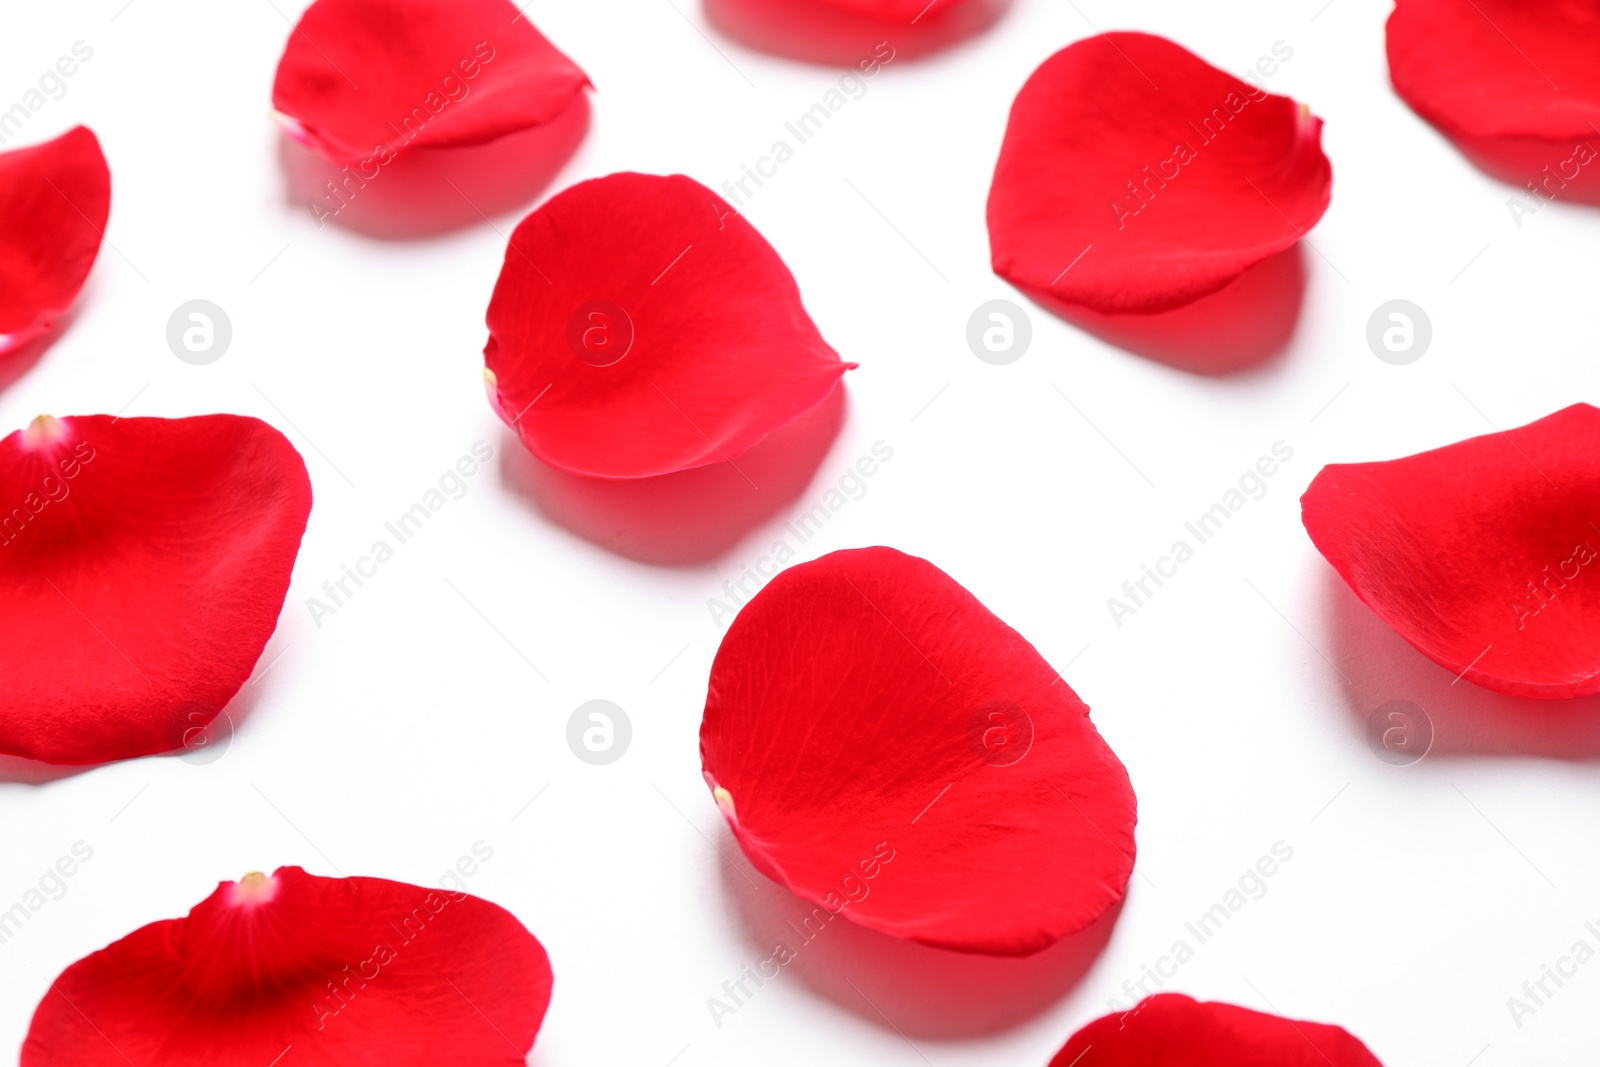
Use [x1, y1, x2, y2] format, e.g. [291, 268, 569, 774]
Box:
[4, 0, 1600, 1064]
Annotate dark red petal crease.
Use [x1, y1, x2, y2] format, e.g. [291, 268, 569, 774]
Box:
[484, 172, 853, 479]
[0, 126, 109, 354]
[699, 547, 1136, 956]
[1052, 995, 1384, 1066]
[988, 32, 1331, 314]
[0, 415, 311, 764]
[1303, 404, 1600, 699]
[22, 868, 552, 1066]
[271, 0, 590, 164]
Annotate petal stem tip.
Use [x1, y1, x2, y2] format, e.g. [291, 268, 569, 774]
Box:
[230, 870, 278, 906]
[22, 415, 66, 451]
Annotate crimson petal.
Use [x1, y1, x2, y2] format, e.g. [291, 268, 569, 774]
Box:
[814, 0, 961, 18]
[484, 172, 852, 479]
[0, 415, 311, 764]
[700, 546, 1136, 956]
[1051, 994, 1383, 1066]
[1388, 0, 1600, 142]
[988, 32, 1331, 314]
[22, 867, 552, 1066]
[1387, 1, 1600, 196]
[1303, 404, 1600, 699]
[0, 127, 109, 355]
[271, 0, 590, 165]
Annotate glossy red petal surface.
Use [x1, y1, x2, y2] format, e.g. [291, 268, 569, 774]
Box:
[699, 546, 1136, 956]
[1388, 0, 1600, 142]
[0, 415, 311, 764]
[484, 172, 852, 479]
[21, 867, 552, 1066]
[0, 127, 109, 354]
[1051, 994, 1383, 1066]
[271, 0, 589, 164]
[988, 32, 1331, 314]
[1303, 404, 1600, 699]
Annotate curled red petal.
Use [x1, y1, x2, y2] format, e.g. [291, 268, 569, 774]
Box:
[1388, 0, 1600, 142]
[22, 867, 552, 1066]
[699, 546, 1136, 956]
[1303, 404, 1600, 699]
[0, 415, 312, 764]
[0, 127, 109, 355]
[484, 172, 853, 479]
[988, 32, 1331, 314]
[271, 0, 590, 165]
[1051, 994, 1383, 1066]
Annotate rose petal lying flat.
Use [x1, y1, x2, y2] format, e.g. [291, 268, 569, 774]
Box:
[271, 0, 590, 165]
[22, 867, 552, 1066]
[485, 172, 852, 479]
[814, 0, 963, 19]
[0, 127, 109, 355]
[1388, 0, 1600, 142]
[0, 415, 311, 764]
[700, 546, 1136, 955]
[1303, 404, 1600, 699]
[988, 32, 1331, 314]
[1052, 995, 1383, 1066]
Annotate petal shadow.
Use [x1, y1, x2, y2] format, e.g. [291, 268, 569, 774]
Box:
[1448, 133, 1600, 208]
[715, 824, 1118, 1039]
[0, 304, 82, 395]
[0, 630, 283, 783]
[277, 94, 591, 240]
[498, 385, 848, 567]
[1026, 243, 1307, 376]
[1320, 566, 1600, 761]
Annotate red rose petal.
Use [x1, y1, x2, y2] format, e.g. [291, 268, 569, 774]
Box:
[0, 415, 311, 764]
[1052, 994, 1383, 1066]
[1387, 1, 1600, 197]
[484, 172, 852, 479]
[814, 0, 957, 19]
[0, 127, 109, 355]
[699, 546, 1136, 956]
[271, 0, 590, 165]
[1303, 404, 1600, 699]
[22, 867, 552, 1066]
[988, 32, 1331, 314]
[704, 0, 995, 65]
[1388, 0, 1600, 142]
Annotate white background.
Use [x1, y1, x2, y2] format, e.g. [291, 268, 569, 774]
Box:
[3, 0, 1599, 1064]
